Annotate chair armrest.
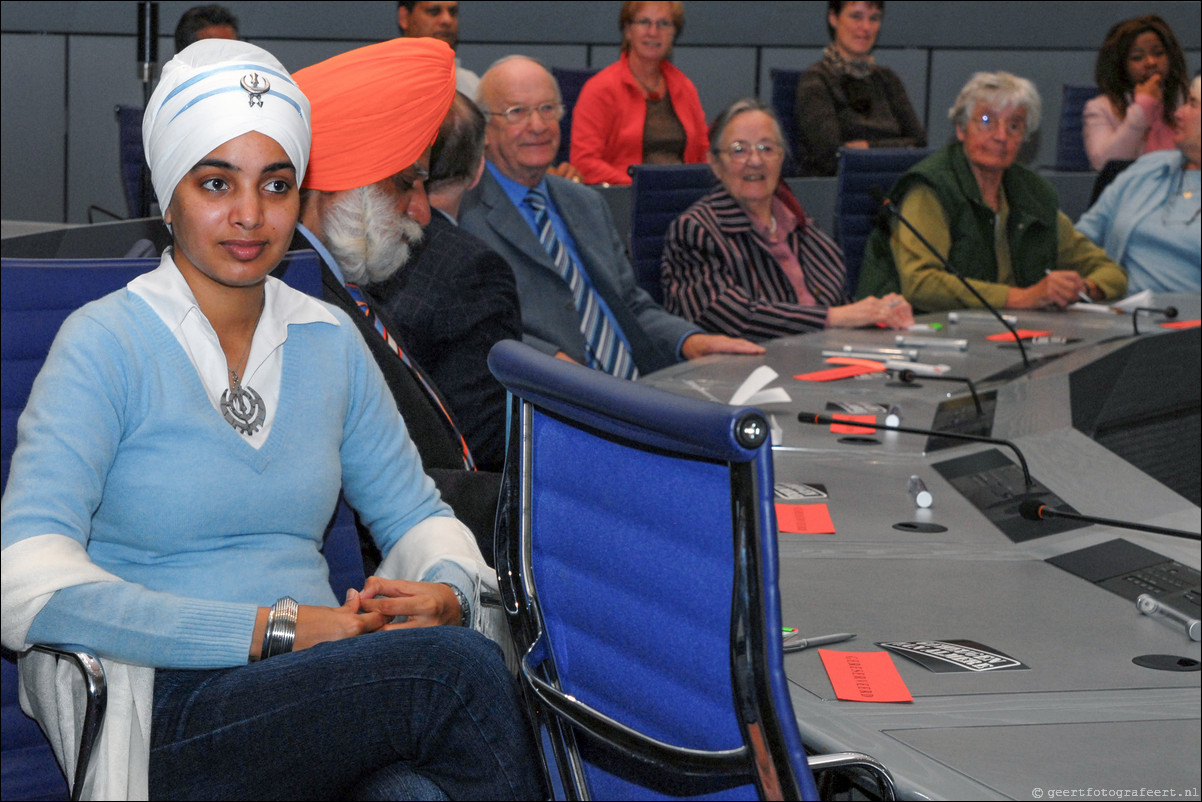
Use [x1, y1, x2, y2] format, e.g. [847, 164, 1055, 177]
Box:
[30, 644, 107, 802]
[807, 751, 897, 800]
[523, 652, 747, 779]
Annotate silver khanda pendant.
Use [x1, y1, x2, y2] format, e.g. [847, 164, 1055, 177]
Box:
[221, 376, 266, 435]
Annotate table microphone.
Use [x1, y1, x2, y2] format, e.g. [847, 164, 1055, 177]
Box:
[797, 410, 1032, 487]
[1132, 306, 1178, 336]
[1018, 499, 1200, 540]
[897, 369, 983, 416]
[869, 185, 1030, 369]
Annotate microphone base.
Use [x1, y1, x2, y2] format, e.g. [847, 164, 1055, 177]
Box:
[932, 448, 1082, 543]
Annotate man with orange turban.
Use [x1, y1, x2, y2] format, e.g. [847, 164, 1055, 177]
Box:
[291, 37, 506, 567]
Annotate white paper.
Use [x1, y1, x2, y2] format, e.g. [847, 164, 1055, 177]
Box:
[729, 365, 791, 406]
[1113, 289, 1154, 313]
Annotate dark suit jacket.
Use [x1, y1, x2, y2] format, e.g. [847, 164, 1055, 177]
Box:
[290, 229, 501, 566]
[460, 169, 696, 375]
[364, 213, 520, 473]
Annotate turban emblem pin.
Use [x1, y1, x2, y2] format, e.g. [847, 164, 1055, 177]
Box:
[240, 72, 271, 108]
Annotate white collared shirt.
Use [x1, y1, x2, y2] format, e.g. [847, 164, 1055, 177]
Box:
[129, 249, 339, 448]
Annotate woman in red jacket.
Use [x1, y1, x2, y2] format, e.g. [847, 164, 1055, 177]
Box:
[570, 1, 708, 185]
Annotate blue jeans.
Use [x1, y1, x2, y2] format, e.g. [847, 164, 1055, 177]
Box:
[149, 627, 544, 800]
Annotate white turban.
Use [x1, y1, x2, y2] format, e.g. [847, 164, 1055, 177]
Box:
[143, 39, 311, 215]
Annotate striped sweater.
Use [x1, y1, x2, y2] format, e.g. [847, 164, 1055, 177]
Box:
[661, 186, 849, 340]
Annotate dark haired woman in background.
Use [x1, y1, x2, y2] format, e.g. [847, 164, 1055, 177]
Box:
[1084, 14, 1188, 171]
[794, 0, 926, 177]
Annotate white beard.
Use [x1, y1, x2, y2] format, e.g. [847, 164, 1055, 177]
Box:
[320, 184, 424, 284]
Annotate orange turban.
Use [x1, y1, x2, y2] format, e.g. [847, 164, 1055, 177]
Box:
[293, 38, 456, 192]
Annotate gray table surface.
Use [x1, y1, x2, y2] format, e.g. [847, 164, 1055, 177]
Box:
[643, 295, 1202, 800]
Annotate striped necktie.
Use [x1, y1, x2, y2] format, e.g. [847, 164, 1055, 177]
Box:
[343, 281, 476, 471]
[524, 188, 638, 379]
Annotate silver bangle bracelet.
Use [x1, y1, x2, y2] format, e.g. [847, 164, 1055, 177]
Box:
[254, 605, 277, 662]
[263, 596, 299, 659]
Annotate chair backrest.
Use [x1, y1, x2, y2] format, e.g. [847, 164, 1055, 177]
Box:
[115, 105, 149, 218]
[1056, 84, 1102, 172]
[834, 146, 933, 296]
[488, 339, 819, 801]
[770, 69, 805, 178]
[627, 163, 718, 304]
[550, 66, 600, 167]
[1089, 158, 1135, 207]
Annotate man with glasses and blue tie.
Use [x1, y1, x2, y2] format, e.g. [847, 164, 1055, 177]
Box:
[461, 56, 763, 376]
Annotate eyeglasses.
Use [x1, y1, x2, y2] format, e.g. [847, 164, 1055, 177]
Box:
[487, 102, 565, 126]
[632, 18, 674, 31]
[718, 140, 785, 162]
[969, 113, 1027, 139]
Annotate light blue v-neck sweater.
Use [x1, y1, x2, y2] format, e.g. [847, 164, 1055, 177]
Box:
[3, 288, 451, 668]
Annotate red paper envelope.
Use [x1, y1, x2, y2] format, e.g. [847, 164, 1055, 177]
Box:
[1162, 319, 1201, 329]
[819, 650, 913, 703]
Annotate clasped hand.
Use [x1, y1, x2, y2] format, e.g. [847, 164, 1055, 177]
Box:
[829, 293, 915, 329]
[286, 578, 462, 653]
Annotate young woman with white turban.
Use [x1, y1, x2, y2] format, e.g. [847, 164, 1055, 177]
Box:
[0, 39, 541, 801]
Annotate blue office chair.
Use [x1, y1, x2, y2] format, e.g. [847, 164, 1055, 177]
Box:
[627, 163, 717, 304]
[1089, 158, 1135, 207]
[834, 146, 932, 296]
[114, 105, 150, 219]
[550, 66, 600, 168]
[770, 69, 805, 178]
[488, 339, 895, 801]
[1055, 85, 1102, 172]
[0, 249, 364, 801]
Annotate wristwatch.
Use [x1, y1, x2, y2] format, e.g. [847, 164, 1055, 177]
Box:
[441, 583, 471, 628]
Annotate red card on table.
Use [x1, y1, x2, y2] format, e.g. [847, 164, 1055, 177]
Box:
[826, 357, 887, 368]
[795, 362, 884, 381]
[819, 650, 913, 703]
[828, 413, 876, 434]
[1162, 319, 1201, 329]
[775, 503, 835, 534]
[986, 329, 1052, 342]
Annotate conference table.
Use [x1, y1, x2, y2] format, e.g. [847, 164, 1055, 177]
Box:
[642, 295, 1202, 800]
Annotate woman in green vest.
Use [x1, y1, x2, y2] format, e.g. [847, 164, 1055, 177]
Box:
[857, 71, 1127, 313]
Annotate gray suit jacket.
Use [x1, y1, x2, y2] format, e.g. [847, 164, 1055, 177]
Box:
[460, 168, 696, 374]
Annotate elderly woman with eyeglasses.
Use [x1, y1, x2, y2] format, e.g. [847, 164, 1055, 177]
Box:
[661, 99, 912, 339]
[857, 72, 1127, 312]
[570, 1, 708, 185]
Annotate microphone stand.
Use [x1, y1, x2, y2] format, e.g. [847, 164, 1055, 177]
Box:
[897, 370, 983, 416]
[797, 411, 1032, 488]
[136, 2, 158, 219]
[1019, 500, 1199, 541]
[1132, 306, 1179, 336]
[870, 186, 1030, 369]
